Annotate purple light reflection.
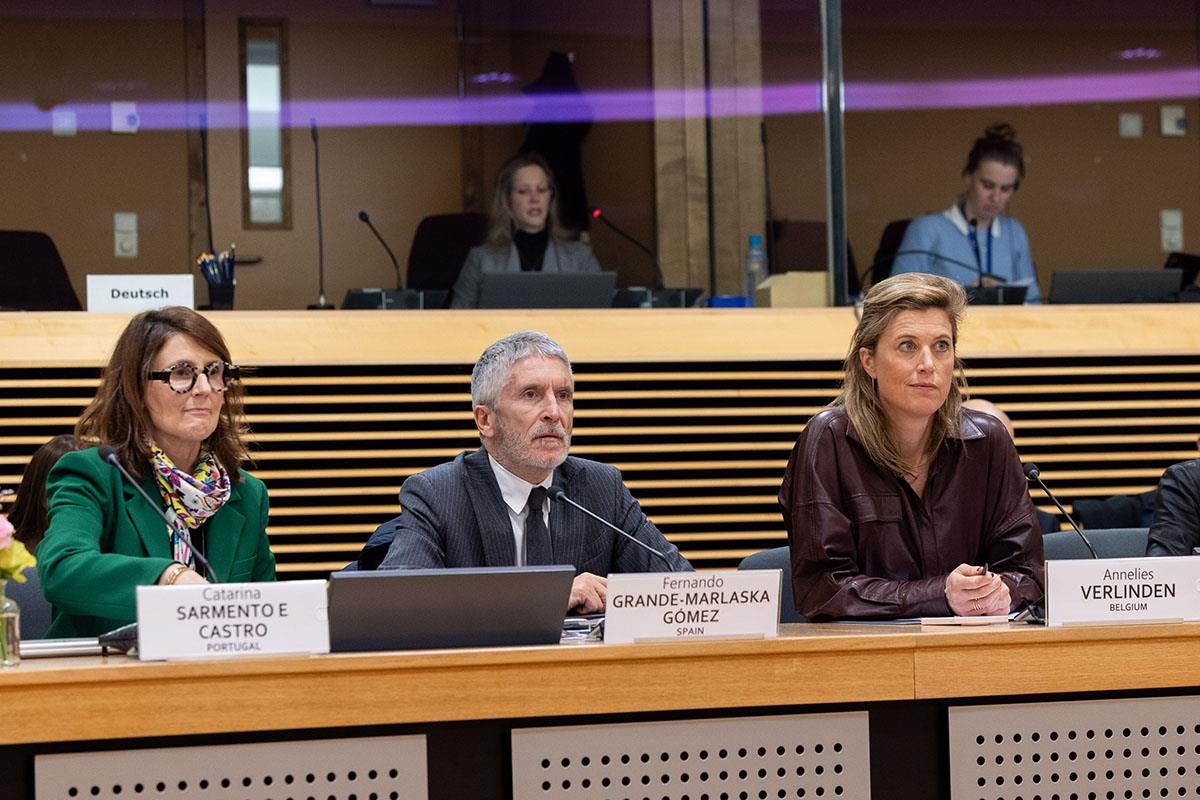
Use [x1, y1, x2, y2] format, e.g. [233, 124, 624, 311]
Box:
[0, 68, 1195, 132]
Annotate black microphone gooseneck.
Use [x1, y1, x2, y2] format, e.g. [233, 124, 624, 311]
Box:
[590, 207, 665, 290]
[358, 210, 404, 290]
[97, 446, 219, 582]
[1024, 463, 1098, 559]
[857, 249, 985, 293]
[307, 119, 334, 310]
[549, 486, 675, 572]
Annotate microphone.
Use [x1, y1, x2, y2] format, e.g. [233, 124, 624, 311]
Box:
[97, 446, 218, 582]
[307, 118, 334, 310]
[358, 210, 404, 290]
[589, 206, 665, 290]
[857, 248, 1019, 305]
[549, 486, 675, 572]
[1023, 463, 1098, 559]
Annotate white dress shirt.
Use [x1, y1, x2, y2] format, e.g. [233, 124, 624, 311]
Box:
[488, 454, 552, 566]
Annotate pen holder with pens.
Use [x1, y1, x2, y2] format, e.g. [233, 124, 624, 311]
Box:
[196, 249, 236, 310]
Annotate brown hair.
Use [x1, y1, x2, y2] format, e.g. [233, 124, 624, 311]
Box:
[963, 123, 1025, 188]
[7, 433, 81, 553]
[74, 307, 249, 483]
[836, 273, 968, 477]
[485, 152, 572, 247]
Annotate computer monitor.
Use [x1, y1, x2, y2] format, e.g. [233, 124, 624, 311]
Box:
[327, 565, 575, 652]
[1048, 269, 1182, 304]
[477, 271, 617, 309]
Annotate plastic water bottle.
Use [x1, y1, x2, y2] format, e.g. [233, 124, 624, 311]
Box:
[744, 234, 768, 304]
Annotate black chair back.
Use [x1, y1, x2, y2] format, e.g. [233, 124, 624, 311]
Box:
[5, 567, 53, 640]
[737, 545, 804, 623]
[1043, 528, 1149, 560]
[0, 230, 81, 311]
[867, 218, 912, 285]
[405, 213, 489, 292]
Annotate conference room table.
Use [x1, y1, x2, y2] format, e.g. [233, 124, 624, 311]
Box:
[3, 620, 1199, 799]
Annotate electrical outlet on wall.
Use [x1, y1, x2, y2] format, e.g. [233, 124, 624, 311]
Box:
[114, 212, 138, 258]
[1161, 209, 1184, 252]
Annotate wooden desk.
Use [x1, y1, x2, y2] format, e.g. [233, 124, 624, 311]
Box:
[4, 622, 1200, 798]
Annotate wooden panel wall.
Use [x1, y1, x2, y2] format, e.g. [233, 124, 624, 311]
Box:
[1, 308, 1197, 580]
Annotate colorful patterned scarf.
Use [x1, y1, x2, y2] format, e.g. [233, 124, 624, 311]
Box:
[149, 443, 231, 566]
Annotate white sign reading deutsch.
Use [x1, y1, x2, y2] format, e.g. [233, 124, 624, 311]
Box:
[604, 570, 780, 644]
[1045, 556, 1200, 626]
[136, 580, 329, 660]
[87, 274, 194, 312]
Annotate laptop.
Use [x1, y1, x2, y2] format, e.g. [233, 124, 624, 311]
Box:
[1048, 268, 1182, 304]
[327, 565, 575, 652]
[478, 271, 617, 309]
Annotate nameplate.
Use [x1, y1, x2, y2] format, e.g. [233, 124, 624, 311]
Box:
[604, 570, 779, 644]
[87, 274, 194, 312]
[1045, 556, 1200, 627]
[136, 580, 329, 660]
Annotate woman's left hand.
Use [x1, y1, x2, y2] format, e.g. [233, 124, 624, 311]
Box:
[945, 564, 1010, 615]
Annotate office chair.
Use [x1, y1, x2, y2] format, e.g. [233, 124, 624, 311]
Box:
[405, 213, 489, 293]
[1042, 528, 1149, 560]
[737, 545, 805, 623]
[1074, 493, 1151, 530]
[5, 568, 53, 640]
[866, 218, 912, 286]
[0, 230, 82, 311]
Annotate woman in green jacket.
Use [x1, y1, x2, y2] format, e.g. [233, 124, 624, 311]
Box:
[38, 307, 275, 638]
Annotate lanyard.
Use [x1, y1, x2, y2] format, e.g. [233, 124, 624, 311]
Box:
[967, 222, 993, 276]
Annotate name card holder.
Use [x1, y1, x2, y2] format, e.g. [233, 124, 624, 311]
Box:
[87, 274, 195, 312]
[604, 570, 780, 644]
[1044, 556, 1200, 627]
[136, 580, 330, 660]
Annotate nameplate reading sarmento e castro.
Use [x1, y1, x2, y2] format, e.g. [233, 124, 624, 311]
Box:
[136, 580, 329, 660]
[604, 570, 780, 644]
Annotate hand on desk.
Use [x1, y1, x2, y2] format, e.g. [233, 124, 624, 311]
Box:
[570, 572, 607, 614]
[944, 563, 1010, 616]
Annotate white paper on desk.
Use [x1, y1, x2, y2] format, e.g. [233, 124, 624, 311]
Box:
[918, 614, 1012, 626]
[837, 612, 1016, 626]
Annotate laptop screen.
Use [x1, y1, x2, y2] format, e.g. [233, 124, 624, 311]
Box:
[327, 565, 575, 652]
[478, 271, 617, 309]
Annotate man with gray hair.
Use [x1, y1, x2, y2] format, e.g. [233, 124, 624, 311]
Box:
[357, 330, 691, 612]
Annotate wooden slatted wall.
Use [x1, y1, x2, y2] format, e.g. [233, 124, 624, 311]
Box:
[3, 342, 1198, 580]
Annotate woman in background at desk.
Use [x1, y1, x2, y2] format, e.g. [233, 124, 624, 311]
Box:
[892, 123, 1040, 303]
[779, 273, 1043, 619]
[38, 307, 275, 637]
[451, 152, 601, 308]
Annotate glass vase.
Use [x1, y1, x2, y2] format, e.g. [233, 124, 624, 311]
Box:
[0, 579, 19, 667]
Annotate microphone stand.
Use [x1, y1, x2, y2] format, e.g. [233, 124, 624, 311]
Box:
[590, 207, 665, 289]
[307, 119, 334, 310]
[358, 211, 404, 290]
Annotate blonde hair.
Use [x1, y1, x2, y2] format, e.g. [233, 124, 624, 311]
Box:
[836, 273, 968, 477]
[485, 152, 572, 247]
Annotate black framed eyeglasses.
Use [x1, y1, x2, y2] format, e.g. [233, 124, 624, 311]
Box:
[147, 361, 240, 394]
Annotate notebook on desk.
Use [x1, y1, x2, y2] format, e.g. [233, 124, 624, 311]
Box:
[327, 565, 575, 652]
[478, 271, 617, 308]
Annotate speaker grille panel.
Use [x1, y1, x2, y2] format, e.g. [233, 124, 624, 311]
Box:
[511, 711, 870, 799]
[34, 735, 428, 800]
[949, 696, 1200, 799]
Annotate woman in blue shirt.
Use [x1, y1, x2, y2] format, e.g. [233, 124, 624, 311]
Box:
[893, 124, 1040, 303]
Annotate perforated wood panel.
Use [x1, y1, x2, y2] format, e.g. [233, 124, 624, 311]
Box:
[34, 734, 427, 800]
[949, 696, 1200, 799]
[510, 711, 870, 799]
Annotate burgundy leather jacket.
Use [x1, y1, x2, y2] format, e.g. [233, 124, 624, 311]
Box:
[779, 406, 1045, 619]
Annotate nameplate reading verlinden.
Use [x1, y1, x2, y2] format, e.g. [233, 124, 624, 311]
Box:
[604, 570, 780, 644]
[1045, 556, 1200, 626]
[136, 580, 329, 660]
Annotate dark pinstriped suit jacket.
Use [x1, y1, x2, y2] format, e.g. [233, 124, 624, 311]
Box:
[360, 448, 691, 574]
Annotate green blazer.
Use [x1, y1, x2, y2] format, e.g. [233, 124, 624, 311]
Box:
[37, 447, 276, 638]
